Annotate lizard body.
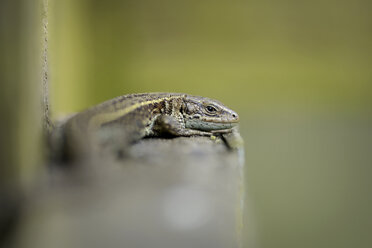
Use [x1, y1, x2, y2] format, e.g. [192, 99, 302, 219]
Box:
[60, 92, 239, 161]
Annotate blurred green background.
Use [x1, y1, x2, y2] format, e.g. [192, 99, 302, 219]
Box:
[49, 0, 372, 247]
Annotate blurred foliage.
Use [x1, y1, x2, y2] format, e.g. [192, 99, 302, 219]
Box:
[50, 0, 372, 114]
[49, 1, 372, 248]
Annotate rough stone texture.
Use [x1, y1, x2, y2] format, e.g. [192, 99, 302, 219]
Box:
[42, 0, 53, 135]
[14, 136, 244, 248]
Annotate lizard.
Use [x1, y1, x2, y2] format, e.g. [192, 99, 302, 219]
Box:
[56, 92, 240, 162]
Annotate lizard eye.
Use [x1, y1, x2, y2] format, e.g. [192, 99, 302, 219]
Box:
[206, 105, 217, 113]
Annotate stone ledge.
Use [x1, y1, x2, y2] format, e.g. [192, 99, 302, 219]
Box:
[14, 136, 244, 248]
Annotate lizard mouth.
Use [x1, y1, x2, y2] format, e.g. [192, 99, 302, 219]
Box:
[201, 118, 239, 124]
[185, 118, 237, 131]
[187, 113, 239, 124]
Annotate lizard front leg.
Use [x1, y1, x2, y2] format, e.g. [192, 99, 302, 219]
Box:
[152, 115, 212, 137]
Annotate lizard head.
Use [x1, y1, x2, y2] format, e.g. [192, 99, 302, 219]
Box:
[183, 95, 239, 132]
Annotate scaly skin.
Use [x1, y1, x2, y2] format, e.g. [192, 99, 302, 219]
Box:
[60, 92, 239, 161]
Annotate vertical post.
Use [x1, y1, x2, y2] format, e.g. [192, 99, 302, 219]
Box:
[0, 0, 43, 245]
[42, 0, 52, 135]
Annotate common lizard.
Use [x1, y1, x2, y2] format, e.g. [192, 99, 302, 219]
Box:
[57, 92, 240, 161]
